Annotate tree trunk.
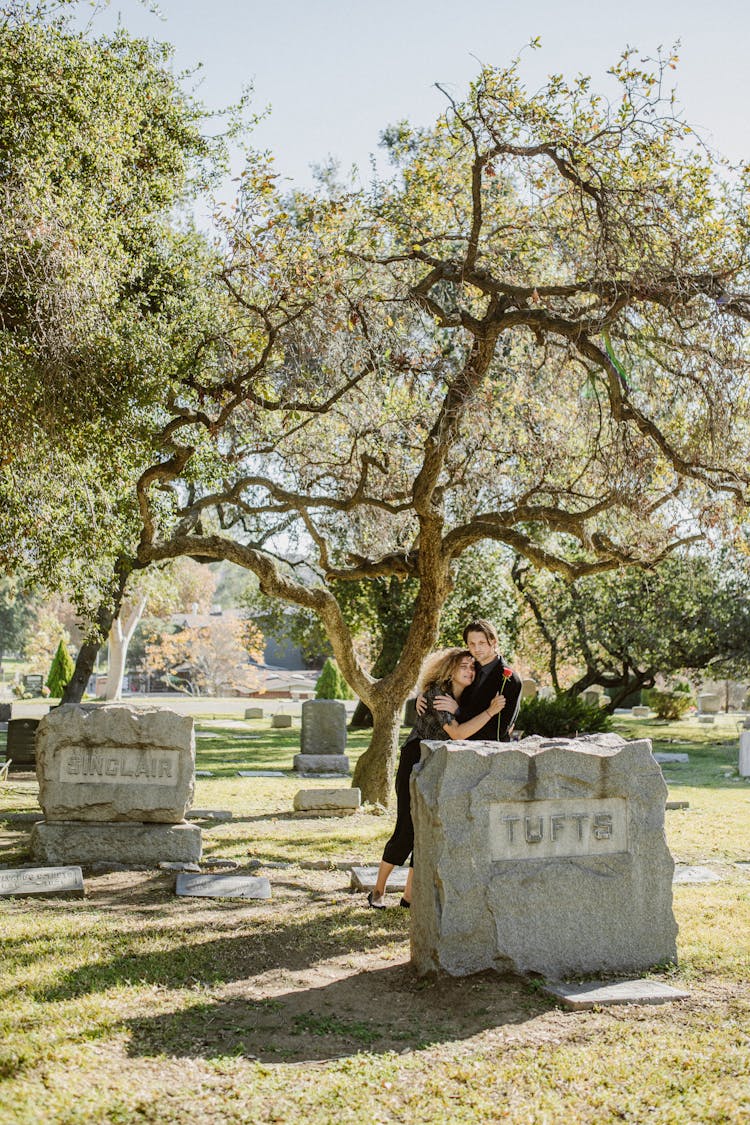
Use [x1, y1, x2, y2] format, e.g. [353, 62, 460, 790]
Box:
[351, 699, 403, 807]
[60, 563, 131, 705]
[104, 595, 147, 701]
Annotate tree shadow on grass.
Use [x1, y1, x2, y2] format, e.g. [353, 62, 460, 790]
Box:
[125, 964, 551, 1063]
[25, 903, 415, 1003]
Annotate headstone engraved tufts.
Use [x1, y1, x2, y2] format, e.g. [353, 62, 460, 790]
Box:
[410, 733, 678, 979]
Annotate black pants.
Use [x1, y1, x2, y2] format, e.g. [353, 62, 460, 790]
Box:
[381, 739, 421, 867]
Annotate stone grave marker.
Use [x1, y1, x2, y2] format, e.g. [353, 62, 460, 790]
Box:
[293, 788, 360, 816]
[245, 707, 264, 719]
[542, 979, 689, 1010]
[632, 706, 651, 718]
[697, 692, 721, 714]
[271, 713, 292, 729]
[23, 674, 44, 695]
[186, 809, 232, 822]
[175, 872, 271, 899]
[739, 731, 750, 777]
[673, 865, 721, 884]
[350, 865, 410, 892]
[7, 718, 40, 769]
[294, 699, 349, 775]
[410, 733, 678, 979]
[521, 679, 538, 700]
[654, 752, 689, 764]
[237, 770, 285, 777]
[30, 704, 201, 865]
[0, 702, 12, 723]
[0, 865, 84, 898]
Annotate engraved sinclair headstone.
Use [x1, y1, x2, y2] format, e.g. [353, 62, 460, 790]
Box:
[30, 705, 201, 865]
[35, 705, 195, 822]
[410, 733, 677, 979]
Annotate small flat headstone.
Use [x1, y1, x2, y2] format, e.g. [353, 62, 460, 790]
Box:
[349, 864, 410, 892]
[175, 873, 271, 900]
[294, 788, 361, 812]
[233, 733, 261, 740]
[542, 979, 689, 1010]
[0, 865, 84, 899]
[186, 809, 232, 822]
[236, 770, 285, 777]
[245, 707, 264, 720]
[159, 861, 201, 873]
[666, 800, 690, 810]
[196, 732, 221, 739]
[195, 771, 214, 778]
[654, 753, 689, 764]
[698, 716, 715, 724]
[673, 865, 721, 884]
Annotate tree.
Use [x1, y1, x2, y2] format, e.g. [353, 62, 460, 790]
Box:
[104, 558, 218, 701]
[131, 52, 750, 804]
[46, 639, 75, 698]
[512, 549, 750, 709]
[145, 618, 264, 696]
[0, 577, 35, 668]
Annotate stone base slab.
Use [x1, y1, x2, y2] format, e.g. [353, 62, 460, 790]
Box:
[293, 754, 349, 774]
[30, 820, 202, 866]
[542, 978, 689, 1010]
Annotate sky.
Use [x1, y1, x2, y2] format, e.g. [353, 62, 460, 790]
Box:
[92, 0, 750, 193]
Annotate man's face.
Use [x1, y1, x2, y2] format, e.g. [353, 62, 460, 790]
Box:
[466, 630, 497, 666]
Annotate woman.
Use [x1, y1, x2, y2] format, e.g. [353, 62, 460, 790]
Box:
[367, 647, 504, 909]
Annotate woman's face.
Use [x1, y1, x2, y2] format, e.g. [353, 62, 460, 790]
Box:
[453, 656, 476, 688]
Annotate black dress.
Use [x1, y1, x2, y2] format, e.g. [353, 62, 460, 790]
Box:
[381, 683, 456, 866]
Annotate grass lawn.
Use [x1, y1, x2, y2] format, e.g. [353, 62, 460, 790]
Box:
[0, 712, 748, 1123]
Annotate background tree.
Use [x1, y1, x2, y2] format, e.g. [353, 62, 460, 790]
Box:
[129, 53, 750, 803]
[513, 548, 750, 708]
[144, 618, 264, 696]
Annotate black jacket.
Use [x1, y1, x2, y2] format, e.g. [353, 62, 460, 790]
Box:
[459, 657, 522, 741]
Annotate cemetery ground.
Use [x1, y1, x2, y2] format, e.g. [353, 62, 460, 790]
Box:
[0, 712, 748, 1124]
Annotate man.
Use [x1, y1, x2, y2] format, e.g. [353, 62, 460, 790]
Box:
[425, 618, 522, 740]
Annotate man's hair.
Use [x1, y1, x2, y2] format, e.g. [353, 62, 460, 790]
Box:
[462, 618, 499, 646]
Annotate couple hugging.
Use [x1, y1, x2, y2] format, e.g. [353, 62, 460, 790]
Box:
[367, 618, 522, 910]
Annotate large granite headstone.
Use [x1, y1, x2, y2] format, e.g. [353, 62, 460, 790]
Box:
[410, 733, 677, 979]
[30, 704, 201, 865]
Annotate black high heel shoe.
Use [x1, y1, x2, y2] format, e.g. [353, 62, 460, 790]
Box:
[399, 897, 411, 909]
[367, 891, 386, 909]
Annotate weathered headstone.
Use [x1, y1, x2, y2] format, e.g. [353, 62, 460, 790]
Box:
[410, 733, 677, 979]
[632, 705, 651, 718]
[520, 679, 538, 700]
[176, 872, 271, 899]
[654, 752, 689, 764]
[30, 704, 201, 865]
[300, 700, 347, 754]
[0, 865, 84, 898]
[295, 699, 349, 775]
[293, 788, 360, 816]
[0, 702, 12, 723]
[23, 674, 43, 695]
[271, 713, 292, 729]
[7, 718, 40, 769]
[697, 693, 721, 714]
[245, 707, 264, 719]
[673, 865, 721, 884]
[35, 705, 195, 822]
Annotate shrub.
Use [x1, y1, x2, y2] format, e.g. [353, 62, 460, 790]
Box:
[517, 693, 613, 738]
[315, 658, 351, 700]
[46, 640, 75, 698]
[642, 688, 693, 721]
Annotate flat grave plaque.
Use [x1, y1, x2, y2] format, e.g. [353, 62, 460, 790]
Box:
[0, 865, 84, 898]
[350, 864, 410, 892]
[542, 979, 689, 1010]
[175, 873, 271, 900]
[654, 753, 689, 764]
[195, 771, 214, 778]
[186, 809, 232, 821]
[673, 865, 721, 884]
[237, 770, 285, 777]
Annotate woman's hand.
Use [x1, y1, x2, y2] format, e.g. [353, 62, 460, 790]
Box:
[486, 693, 505, 717]
[432, 694, 459, 714]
